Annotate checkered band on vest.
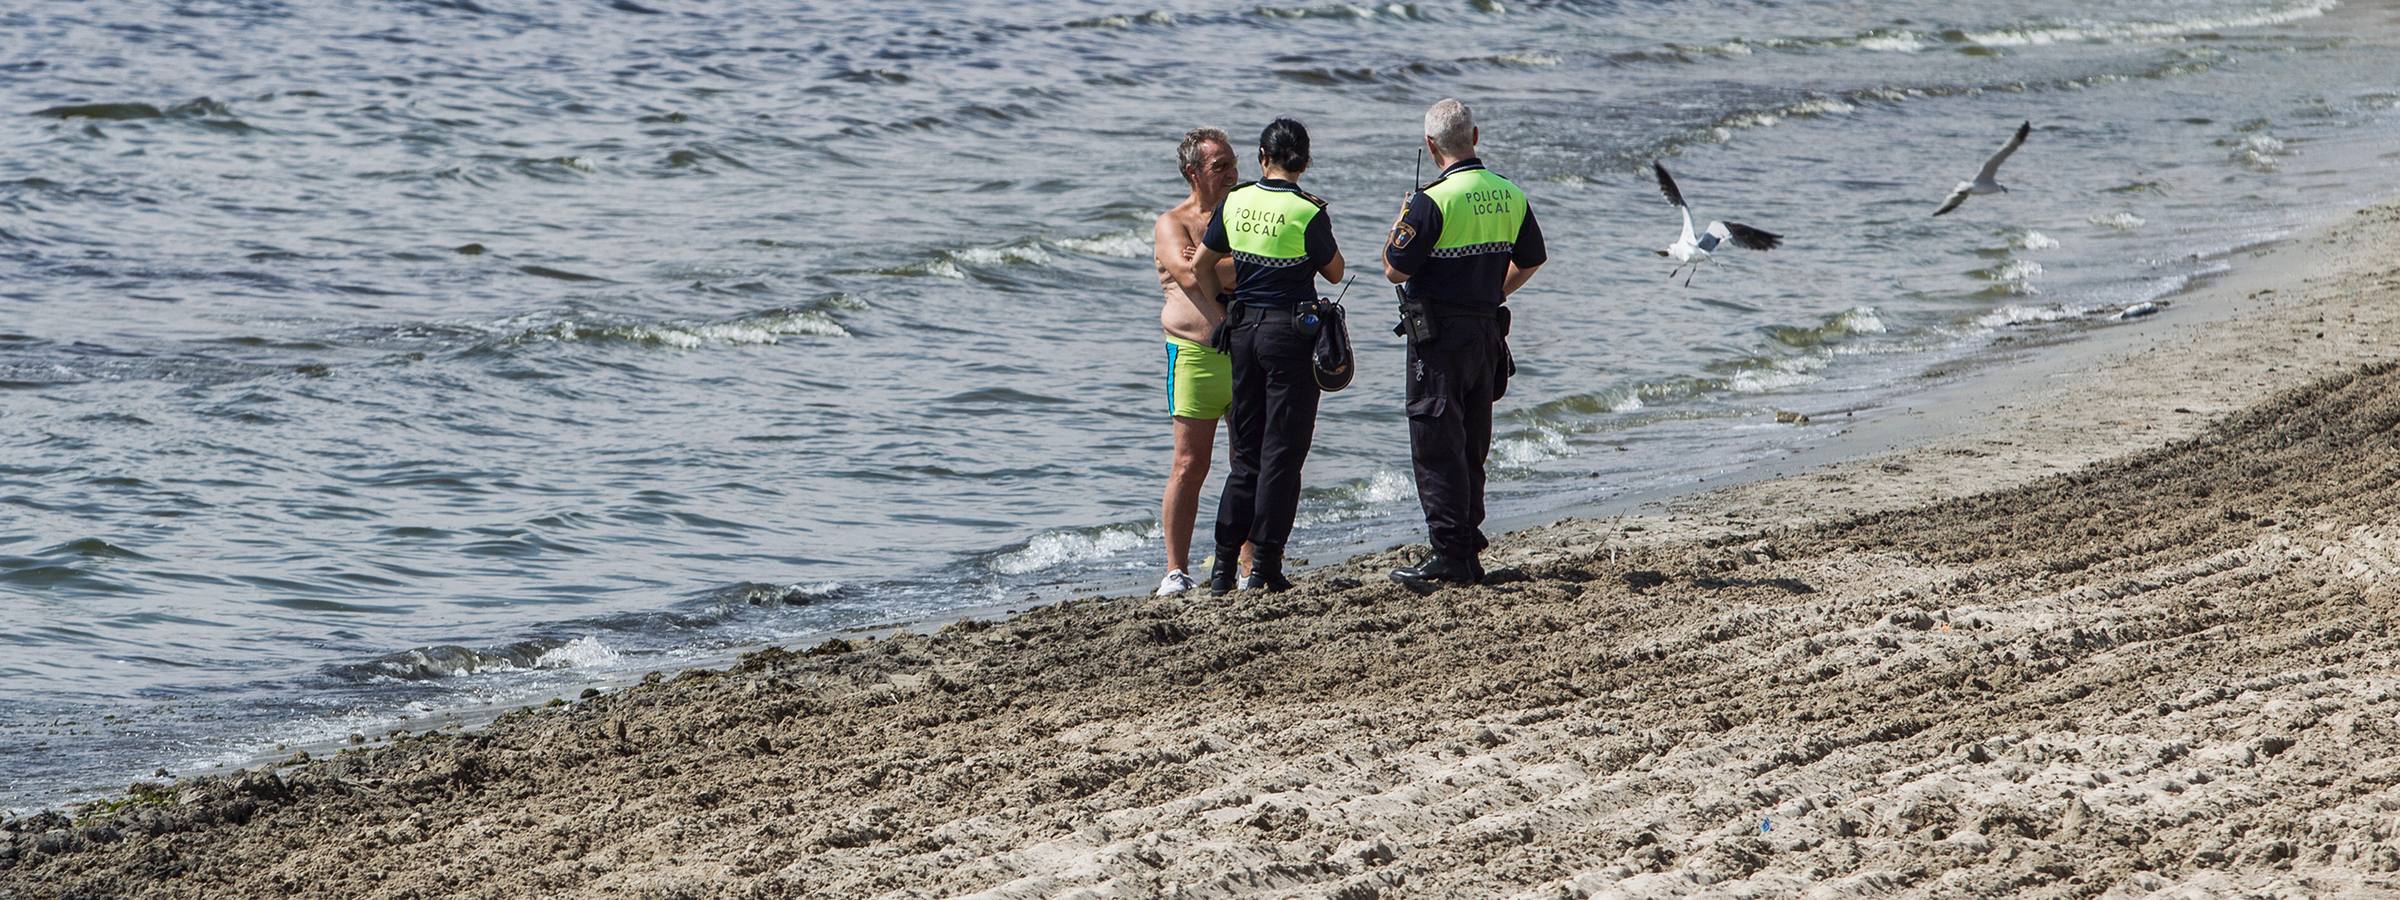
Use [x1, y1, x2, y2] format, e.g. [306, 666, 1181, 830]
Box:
[1429, 241, 1516, 259]
[1233, 250, 1307, 268]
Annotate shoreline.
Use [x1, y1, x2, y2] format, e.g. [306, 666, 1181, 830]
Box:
[1519, 193, 2400, 551]
[9, 192, 2400, 893]
[76, 226, 2310, 816]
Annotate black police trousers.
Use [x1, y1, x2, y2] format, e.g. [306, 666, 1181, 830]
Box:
[1215, 310, 1321, 553]
[1406, 315, 1508, 560]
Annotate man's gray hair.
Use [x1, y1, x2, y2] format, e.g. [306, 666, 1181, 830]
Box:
[1424, 98, 1475, 158]
[1176, 127, 1230, 184]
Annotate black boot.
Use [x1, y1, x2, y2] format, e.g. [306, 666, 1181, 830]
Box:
[1208, 546, 1242, 595]
[1243, 546, 1294, 593]
[1390, 553, 1482, 587]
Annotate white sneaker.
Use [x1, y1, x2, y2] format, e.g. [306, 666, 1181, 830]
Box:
[1156, 569, 1198, 597]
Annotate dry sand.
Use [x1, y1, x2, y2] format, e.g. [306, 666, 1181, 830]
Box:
[9, 202, 2400, 899]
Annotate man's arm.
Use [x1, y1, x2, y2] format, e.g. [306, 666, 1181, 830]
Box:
[1502, 262, 1540, 296]
[1194, 246, 1228, 301]
[1383, 193, 1437, 284]
[1153, 214, 1203, 295]
[1502, 202, 1547, 297]
[1195, 200, 1234, 301]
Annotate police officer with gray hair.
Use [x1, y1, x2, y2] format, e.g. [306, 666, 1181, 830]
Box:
[1383, 98, 1545, 586]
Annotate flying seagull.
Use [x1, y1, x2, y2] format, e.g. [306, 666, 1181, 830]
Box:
[1932, 120, 2031, 217]
[1651, 161, 1781, 287]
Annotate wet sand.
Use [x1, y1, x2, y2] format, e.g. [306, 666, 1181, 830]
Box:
[9, 200, 2400, 898]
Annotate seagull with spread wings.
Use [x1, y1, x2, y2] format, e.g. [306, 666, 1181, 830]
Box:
[1651, 161, 1781, 288]
[1932, 120, 2032, 217]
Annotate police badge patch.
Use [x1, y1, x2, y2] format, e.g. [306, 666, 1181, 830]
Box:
[1388, 200, 1416, 248]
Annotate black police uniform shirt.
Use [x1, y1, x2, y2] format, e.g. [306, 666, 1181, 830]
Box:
[1383, 158, 1547, 310]
[1201, 179, 1339, 310]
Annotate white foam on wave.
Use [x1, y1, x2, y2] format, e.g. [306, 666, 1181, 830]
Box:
[1053, 231, 1151, 259]
[511, 309, 849, 348]
[1256, 3, 1419, 21]
[2012, 230, 2062, 251]
[667, 312, 850, 346]
[1789, 97, 1857, 116]
[883, 242, 1059, 278]
[1856, 30, 1927, 52]
[1295, 469, 1418, 527]
[990, 521, 1160, 576]
[1068, 9, 1173, 27]
[1493, 426, 1573, 467]
[1348, 468, 1416, 505]
[1671, 40, 1755, 57]
[2231, 133, 2291, 171]
[1974, 304, 2084, 329]
[710, 580, 845, 609]
[1716, 97, 1856, 134]
[1993, 259, 2046, 282]
[2089, 211, 2147, 231]
[365, 634, 621, 681]
[1726, 355, 1828, 394]
[1969, 259, 2043, 296]
[533, 635, 620, 670]
[1833, 306, 1888, 336]
[1961, 0, 2339, 47]
[949, 244, 1053, 267]
[1490, 51, 1561, 66]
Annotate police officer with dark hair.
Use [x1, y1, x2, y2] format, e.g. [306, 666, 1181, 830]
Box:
[1384, 98, 1545, 586]
[1193, 117, 1345, 593]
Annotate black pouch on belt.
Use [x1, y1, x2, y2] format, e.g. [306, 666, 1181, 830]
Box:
[1393, 285, 1438, 345]
[1209, 296, 1241, 352]
[1292, 301, 1322, 339]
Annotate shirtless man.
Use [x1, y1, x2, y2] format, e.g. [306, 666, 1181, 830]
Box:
[1152, 127, 1245, 596]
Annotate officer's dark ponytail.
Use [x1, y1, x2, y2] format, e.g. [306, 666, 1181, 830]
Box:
[1258, 117, 1310, 175]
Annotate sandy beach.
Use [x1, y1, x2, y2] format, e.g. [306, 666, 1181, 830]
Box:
[8, 195, 2400, 897]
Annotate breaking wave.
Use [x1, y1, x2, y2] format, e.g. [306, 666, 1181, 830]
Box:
[2225, 124, 2294, 171]
[1974, 259, 2046, 296]
[1052, 231, 1151, 259]
[2011, 230, 2062, 251]
[1623, 0, 2330, 68]
[988, 520, 1159, 576]
[1974, 304, 2088, 329]
[2089, 211, 2148, 231]
[1254, 3, 1427, 22]
[1767, 306, 1889, 348]
[1719, 354, 1829, 394]
[333, 635, 620, 682]
[1296, 468, 1420, 526]
[1709, 97, 1857, 139]
[492, 303, 852, 348]
[1066, 10, 1176, 28]
[1956, 0, 2339, 47]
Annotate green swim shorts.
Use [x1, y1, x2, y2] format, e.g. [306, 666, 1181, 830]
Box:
[1165, 334, 1232, 420]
